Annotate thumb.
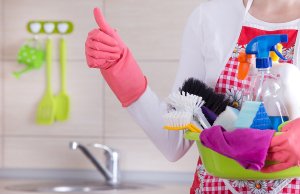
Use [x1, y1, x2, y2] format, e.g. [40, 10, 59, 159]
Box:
[93, 7, 113, 35]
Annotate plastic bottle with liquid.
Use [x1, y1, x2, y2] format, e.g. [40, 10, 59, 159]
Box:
[245, 34, 289, 130]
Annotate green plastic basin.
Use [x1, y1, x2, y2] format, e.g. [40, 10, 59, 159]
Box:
[185, 131, 300, 180]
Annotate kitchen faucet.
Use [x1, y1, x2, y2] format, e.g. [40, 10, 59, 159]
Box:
[69, 141, 120, 185]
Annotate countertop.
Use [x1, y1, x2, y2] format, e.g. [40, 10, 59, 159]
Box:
[0, 170, 193, 194]
[0, 179, 190, 194]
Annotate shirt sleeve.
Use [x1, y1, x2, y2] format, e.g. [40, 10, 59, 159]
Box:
[126, 5, 206, 162]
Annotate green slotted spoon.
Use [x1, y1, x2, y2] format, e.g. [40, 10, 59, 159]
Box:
[55, 22, 70, 121]
[36, 23, 56, 125]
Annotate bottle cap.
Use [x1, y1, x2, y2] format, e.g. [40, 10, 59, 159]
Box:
[256, 57, 272, 69]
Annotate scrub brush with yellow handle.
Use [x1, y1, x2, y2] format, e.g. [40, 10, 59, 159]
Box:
[166, 92, 211, 129]
[163, 111, 202, 133]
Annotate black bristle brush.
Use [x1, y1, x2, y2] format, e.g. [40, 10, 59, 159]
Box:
[179, 78, 231, 115]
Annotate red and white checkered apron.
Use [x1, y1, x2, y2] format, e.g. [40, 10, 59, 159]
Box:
[190, 26, 299, 194]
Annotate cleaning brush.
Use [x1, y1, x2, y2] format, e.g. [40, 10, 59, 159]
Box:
[179, 78, 231, 115]
[163, 111, 202, 133]
[165, 92, 211, 129]
[166, 92, 205, 113]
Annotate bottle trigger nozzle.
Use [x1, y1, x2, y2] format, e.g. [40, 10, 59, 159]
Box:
[271, 45, 286, 61]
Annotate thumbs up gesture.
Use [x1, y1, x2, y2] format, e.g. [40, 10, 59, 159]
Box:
[85, 8, 123, 69]
[85, 8, 147, 107]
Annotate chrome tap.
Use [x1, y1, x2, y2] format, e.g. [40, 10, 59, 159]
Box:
[69, 141, 120, 185]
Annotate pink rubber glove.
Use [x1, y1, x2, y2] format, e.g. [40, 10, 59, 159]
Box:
[262, 118, 300, 173]
[85, 8, 147, 107]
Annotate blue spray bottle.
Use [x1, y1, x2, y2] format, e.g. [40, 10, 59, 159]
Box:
[245, 34, 289, 130]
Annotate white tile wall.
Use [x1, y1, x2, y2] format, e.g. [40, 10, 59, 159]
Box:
[4, 61, 104, 137]
[3, 0, 104, 61]
[105, 137, 199, 172]
[105, 0, 203, 60]
[4, 137, 104, 169]
[0, 0, 3, 168]
[1, 0, 205, 172]
[0, 0, 3, 60]
[0, 140, 2, 168]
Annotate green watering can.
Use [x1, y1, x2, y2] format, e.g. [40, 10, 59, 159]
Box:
[15, 39, 45, 78]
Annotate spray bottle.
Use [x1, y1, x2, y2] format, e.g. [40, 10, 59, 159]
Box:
[245, 34, 289, 130]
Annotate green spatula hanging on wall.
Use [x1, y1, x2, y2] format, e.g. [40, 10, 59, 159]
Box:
[55, 22, 70, 121]
[36, 23, 56, 125]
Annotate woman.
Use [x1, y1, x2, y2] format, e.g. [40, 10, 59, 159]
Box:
[85, 0, 300, 193]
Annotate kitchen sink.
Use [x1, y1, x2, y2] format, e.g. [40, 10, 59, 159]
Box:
[5, 143, 159, 193]
[5, 180, 157, 193]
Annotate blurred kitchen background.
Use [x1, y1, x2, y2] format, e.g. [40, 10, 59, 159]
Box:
[0, 0, 205, 191]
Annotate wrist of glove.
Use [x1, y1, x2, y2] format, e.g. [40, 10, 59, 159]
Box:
[100, 47, 147, 107]
[262, 118, 300, 173]
[85, 8, 147, 107]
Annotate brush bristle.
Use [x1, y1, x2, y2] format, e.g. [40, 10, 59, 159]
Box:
[163, 111, 193, 127]
[166, 92, 204, 113]
[179, 78, 230, 115]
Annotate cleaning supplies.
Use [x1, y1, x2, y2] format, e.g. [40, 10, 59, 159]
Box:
[237, 50, 256, 81]
[237, 50, 257, 102]
[166, 92, 210, 129]
[235, 101, 272, 130]
[246, 34, 287, 100]
[200, 126, 275, 171]
[55, 22, 70, 121]
[185, 130, 300, 179]
[270, 43, 283, 62]
[166, 92, 205, 113]
[242, 34, 290, 130]
[164, 91, 209, 132]
[213, 106, 239, 131]
[163, 111, 202, 133]
[271, 64, 300, 120]
[179, 78, 231, 115]
[36, 23, 56, 125]
[201, 106, 218, 125]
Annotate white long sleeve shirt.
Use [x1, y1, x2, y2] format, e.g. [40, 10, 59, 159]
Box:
[127, 0, 300, 162]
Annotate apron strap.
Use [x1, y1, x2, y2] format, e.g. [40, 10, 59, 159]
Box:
[270, 179, 293, 194]
[222, 178, 293, 194]
[222, 179, 240, 194]
[244, 0, 254, 17]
